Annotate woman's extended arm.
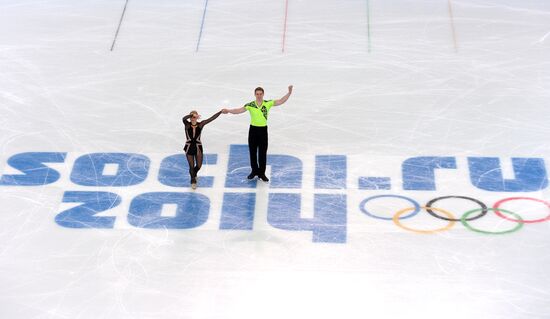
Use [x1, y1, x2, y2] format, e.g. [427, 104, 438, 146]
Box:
[200, 110, 223, 126]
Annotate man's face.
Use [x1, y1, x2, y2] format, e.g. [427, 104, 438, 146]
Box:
[255, 90, 264, 100]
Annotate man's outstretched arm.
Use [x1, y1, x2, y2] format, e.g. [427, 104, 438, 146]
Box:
[223, 106, 247, 114]
[274, 85, 293, 106]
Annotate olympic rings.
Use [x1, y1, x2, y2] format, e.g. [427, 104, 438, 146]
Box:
[358, 194, 550, 235]
[360, 195, 420, 220]
[493, 197, 550, 224]
[393, 206, 456, 234]
[461, 208, 523, 235]
[426, 196, 487, 222]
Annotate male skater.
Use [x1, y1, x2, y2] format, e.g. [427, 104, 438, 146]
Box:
[223, 85, 293, 182]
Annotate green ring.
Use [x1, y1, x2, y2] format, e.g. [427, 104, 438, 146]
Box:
[461, 208, 524, 235]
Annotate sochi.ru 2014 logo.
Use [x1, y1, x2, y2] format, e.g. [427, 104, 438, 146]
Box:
[1, 145, 549, 243]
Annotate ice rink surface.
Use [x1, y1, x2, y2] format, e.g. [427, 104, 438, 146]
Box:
[1, 0, 550, 318]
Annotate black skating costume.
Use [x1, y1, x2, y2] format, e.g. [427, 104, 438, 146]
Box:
[182, 111, 222, 185]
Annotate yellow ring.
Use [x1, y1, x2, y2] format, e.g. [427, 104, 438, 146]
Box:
[392, 206, 456, 234]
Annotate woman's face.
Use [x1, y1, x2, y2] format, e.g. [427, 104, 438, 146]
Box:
[191, 112, 200, 121]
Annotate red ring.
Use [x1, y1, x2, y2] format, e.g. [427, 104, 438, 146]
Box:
[493, 197, 550, 224]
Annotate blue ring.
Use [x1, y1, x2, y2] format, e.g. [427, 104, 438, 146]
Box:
[360, 194, 421, 220]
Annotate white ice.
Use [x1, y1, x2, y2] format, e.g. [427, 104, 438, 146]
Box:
[1, 0, 550, 318]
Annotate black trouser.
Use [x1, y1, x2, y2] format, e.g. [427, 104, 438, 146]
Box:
[248, 125, 268, 176]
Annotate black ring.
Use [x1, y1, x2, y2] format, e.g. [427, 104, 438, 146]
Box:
[425, 196, 488, 222]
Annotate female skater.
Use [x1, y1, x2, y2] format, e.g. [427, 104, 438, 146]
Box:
[182, 109, 223, 189]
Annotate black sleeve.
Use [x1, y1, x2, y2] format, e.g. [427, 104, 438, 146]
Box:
[182, 114, 191, 126]
[199, 111, 222, 127]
